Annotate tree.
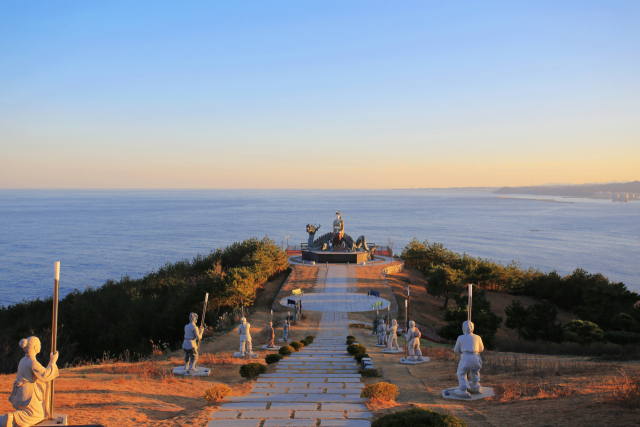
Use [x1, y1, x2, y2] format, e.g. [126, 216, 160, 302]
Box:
[400, 239, 430, 270]
[438, 290, 502, 348]
[521, 300, 563, 342]
[563, 320, 603, 344]
[423, 264, 464, 309]
[504, 300, 528, 340]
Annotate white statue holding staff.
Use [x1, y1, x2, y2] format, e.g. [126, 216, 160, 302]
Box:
[377, 319, 387, 345]
[405, 320, 424, 361]
[1, 337, 59, 427]
[183, 312, 205, 372]
[238, 317, 252, 356]
[453, 284, 485, 398]
[387, 319, 400, 351]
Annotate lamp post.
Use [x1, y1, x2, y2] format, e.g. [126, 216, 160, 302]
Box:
[49, 262, 60, 420]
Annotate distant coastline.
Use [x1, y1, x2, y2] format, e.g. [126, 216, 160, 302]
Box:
[494, 181, 640, 200]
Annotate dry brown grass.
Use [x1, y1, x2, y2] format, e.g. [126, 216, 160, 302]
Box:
[607, 370, 640, 410]
[422, 347, 456, 361]
[491, 379, 580, 402]
[169, 352, 244, 366]
[481, 353, 611, 378]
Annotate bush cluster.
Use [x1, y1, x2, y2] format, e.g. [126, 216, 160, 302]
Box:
[300, 339, 310, 346]
[290, 341, 304, 351]
[354, 353, 370, 363]
[239, 363, 266, 378]
[361, 382, 398, 401]
[372, 407, 467, 427]
[359, 368, 381, 377]
[347, 335, 355, 340]
[204, 384, 232, 403]
[347, 344, 366, 355]
[265, 354, 283, 364]
[346, 339, 355, 345]
[306, 335, 315, 341]
[279, 345, 294, 356]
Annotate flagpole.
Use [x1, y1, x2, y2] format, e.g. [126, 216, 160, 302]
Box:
[197, 293, 209, 349]
[468, 284, 472, 322]
[49, 262, 60, 420]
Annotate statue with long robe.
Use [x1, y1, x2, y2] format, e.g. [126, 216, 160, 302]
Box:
[238, 317, 252, 356]
[387, 319, 400, 351]
[333, 211, 344, 247]
[183, 312, 204, 372]
[1, 337, 59, 427]
[266, 322, 275, 348]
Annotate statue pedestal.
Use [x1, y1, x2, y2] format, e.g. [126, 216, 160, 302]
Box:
[36, 415, 68, 426]
[381, 348, 404, 354]
[442, 387, 494, 400]
[400, 357, 430, 364]
[373, 344, 386, 347]
[262, 345, 281, 351]
[172, 366, 211, 376]
[278, 338, 290, 342]
[234, 352, 258, 359]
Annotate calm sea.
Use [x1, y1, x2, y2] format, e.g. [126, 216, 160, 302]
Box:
[1, 190, 639, 307]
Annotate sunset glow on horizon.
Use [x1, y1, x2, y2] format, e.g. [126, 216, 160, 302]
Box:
[1, 1, 638, 189]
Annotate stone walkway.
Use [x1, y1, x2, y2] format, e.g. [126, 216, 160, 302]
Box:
[208, 266, 373, 427]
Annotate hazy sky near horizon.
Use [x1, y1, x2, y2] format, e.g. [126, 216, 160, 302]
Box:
[1, 1, 639, 189]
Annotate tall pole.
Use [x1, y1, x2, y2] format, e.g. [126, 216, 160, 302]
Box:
[49, 262, 60, 420]
[468, 284, 472, 323]
[197, 293, 209, 349]
[404, 299, 408, 359]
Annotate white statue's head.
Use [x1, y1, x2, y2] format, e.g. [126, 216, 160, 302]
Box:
[409, 320, 415, 329]
[463, 320, 474, 334]
[336, 211, 341, 219]
[380, 319, 385, 325]
[392, 319, 397, 326]
[20, 336, 41, 356]
[189, 312, 198, 323]
[241, 317, 247, 325]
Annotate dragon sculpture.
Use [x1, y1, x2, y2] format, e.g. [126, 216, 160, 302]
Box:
[342, 234, 380, 256]
[305, 224, 334, 251]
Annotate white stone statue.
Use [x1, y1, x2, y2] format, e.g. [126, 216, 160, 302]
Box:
[405, 321, 424, 361]
[387, 319, 400, 351]
[377, 319, 387, 345]
[238, 317, 252, 356]
[282, 318, 290, 341]
[183, 312, 204, 373]
[1, 337, 59, 427]
[453, 320, 485, 398]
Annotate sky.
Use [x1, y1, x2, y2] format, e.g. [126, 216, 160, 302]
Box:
[1, 1, 638, 189]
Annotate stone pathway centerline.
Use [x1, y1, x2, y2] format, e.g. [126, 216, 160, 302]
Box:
[208, 265, 372, 427]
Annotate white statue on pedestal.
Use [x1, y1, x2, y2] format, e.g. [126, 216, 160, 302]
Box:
[238, 317, 252, 356]
[405, 321, 424, 361]
[266, 322, 275, 348]
[283, 318, 290, 341]
[453, 321, 484, 398]
[387, 319, 400, 351]
[1, 337, 59, 427]
[183, 312, 204, 373]
[377, 319, 387, 345]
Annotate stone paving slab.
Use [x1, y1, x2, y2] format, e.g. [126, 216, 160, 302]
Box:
[321, 420, 371, 427]
[241, 410, 291, 418]
[326, 389, 362, 394]
[270, 403, 318, 410]
[347, 412, 373, 419]
[220, 403, 267, 410]
[294, 411, 345, 418]
[209, 411, 239, 419]
[321, 404, 368, 411]
[263, 420, 315, 427]
[207, 420, 259, 427]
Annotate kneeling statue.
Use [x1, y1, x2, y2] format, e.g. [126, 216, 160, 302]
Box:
[238, 317, 253, 356]
[453, 321, 484, 398]
[183, 312, 205, 373]
[1, 337, 59, 427]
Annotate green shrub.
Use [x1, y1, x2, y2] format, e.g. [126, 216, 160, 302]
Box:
[372, 407, 467, 427]
[563, 320, 604, 344]
[359, 368, 381, 377]
[604, 331, 640, 345]
[348, 344, 366, 355]
[265, 354, 283, 364]
[239, 363, 266, 378]
[279, 345, 294, 356]
[361, 382, 398, 401]
[306, 335, 315, 341]
[347, 335, 355, 340]
[290, 341, 304, 351]
[300, 339, 310, 346]
[204, 384, 232, 403]
[354, 353, 370, 363]
[346, 339, 355, 345]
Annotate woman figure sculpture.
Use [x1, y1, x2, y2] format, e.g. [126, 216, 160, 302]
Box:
[387, 319, 400, 351]
[1, 337, 59, 427]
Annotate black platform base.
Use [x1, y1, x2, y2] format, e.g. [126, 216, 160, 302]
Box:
[301, 250, 371, 264]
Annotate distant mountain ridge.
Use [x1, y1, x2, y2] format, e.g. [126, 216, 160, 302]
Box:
[494, 181, 640, 197]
